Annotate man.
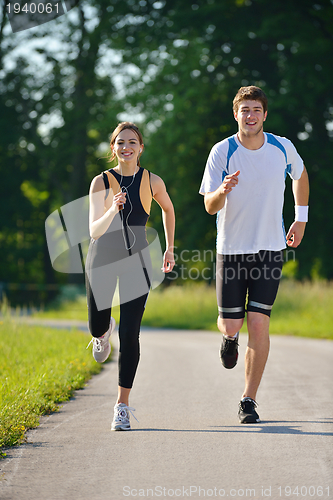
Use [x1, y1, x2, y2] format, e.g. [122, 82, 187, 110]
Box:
[199, 86, 309, 423]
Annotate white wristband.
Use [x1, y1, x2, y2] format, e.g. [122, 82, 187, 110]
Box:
[295, 205, 308, 222]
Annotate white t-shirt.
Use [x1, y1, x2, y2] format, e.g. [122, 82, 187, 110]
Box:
[199, 133, 304, 255]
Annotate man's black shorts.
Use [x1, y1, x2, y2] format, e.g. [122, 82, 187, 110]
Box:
[216, 250, 283, 319]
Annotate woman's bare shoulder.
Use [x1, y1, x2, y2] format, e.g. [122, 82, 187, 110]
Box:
[149, 172, 165, 189]
[90, 173, 106, 193]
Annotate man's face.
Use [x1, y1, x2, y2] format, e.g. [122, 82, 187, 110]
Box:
[234, 100, 267, 137]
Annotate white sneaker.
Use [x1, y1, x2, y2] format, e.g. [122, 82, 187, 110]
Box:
[86, 317, 116, 363]
[111, 403, 138, 431]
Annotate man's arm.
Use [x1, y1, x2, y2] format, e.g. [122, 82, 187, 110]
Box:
[204, 170, 240, 215]
[286, 166, 309, 248]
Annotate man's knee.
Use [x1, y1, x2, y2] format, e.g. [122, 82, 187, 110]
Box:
[247, 312, 270, 338]
[217, 316, 243, 336]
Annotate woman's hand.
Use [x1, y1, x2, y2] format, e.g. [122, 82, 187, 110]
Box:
[112, 190, 127, 211]
[89, 175, 127, 239]
[162, 248, 175, 273]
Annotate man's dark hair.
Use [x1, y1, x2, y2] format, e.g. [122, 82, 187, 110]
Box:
[233, 86, 268, 114]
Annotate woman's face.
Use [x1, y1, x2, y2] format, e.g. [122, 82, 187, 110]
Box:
[112, 128, 143, 165]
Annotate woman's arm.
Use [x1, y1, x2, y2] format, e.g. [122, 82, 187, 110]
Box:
[150, 173, 175, 273]
[89, 175, 126, 240]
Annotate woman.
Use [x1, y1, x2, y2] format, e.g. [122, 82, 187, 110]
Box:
[85, 122, 175, 431]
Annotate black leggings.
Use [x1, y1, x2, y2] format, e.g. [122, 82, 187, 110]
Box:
[85, 234, 151, 389]
[86, 276, 148, 389]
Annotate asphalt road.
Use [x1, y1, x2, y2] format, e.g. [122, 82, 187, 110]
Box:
[1, 328, 332, 500]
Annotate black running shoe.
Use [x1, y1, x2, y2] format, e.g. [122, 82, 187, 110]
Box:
[238, 398, 260, 423]
[220, 335, 239, 369]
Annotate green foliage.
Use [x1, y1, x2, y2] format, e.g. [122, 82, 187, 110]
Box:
[0, 320, 102, 452]
[145, 284, 218, 330]
[31, 280, 333, 340]
[118, 0, 333, 279]
[269, 279, 333, 338]
[0, 0, 333, 304]
[145, 281, 333, 339]
[0, 1, 126, 293]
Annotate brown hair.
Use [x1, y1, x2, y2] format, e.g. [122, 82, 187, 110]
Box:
[233, 86, 268, 114]
[107, 122, 144, 167]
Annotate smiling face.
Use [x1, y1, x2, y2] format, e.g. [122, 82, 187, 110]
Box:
[112, 128, 143, 166]
[234, 99, 267, 138]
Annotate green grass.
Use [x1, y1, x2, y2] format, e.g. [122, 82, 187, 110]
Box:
[1, 280, 331, 455]
[33, 280, 333, 339]
[33, 293, 90, 322]
[269, 280, 333, 338]
[0, 319, 102, 456]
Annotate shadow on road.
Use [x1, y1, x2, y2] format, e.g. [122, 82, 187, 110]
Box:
[131, 419, 333, 436]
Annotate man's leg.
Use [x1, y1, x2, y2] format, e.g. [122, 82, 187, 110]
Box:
[243, 250, 282, 400]
[217, 317, 244, 368]
[238, 250, 282, 423]
[217, 317, 244, 337]
[242, 311, 270, 401]
[216, 253, 247, 368]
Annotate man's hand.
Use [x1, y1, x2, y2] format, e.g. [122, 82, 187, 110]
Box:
[221, 170, 240, 194]
[286, 221, 306, 248]
[204, 170, 240, 215]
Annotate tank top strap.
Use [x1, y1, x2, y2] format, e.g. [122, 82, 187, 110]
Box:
[102, 172, 110, 200]
[140, 168, 153, 216]
[104, 169, 121, 199]
[148, 170, 154, 196]
[105, 168, 152, 214]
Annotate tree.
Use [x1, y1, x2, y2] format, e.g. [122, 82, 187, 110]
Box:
[0, 0, 137, 297]
[1, 0, 332, 305]
[116, 0, 333, 279]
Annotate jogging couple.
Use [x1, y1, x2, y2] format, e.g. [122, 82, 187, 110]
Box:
[86, 85, 309, 429]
